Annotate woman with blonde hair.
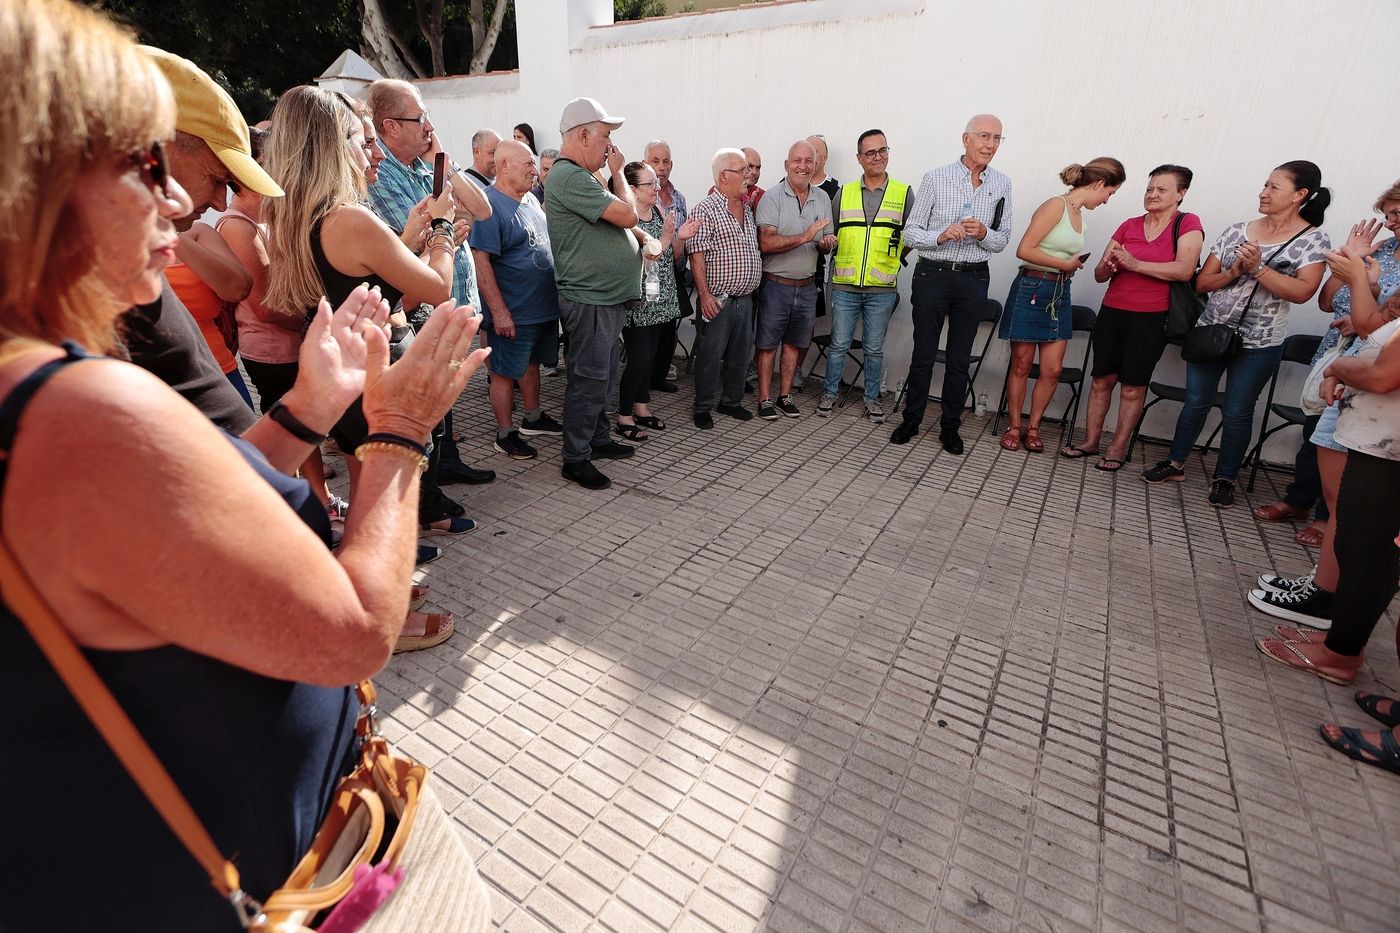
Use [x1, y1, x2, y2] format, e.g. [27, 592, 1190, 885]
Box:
[998, 157, 1124, 451]
[0, 0, 488, 926]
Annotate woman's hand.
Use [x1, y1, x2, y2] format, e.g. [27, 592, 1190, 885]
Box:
[1325, 249, 1373, 288]
[1330, 314, 1357, 339]
[427, 188, 456, 223]
[1344, 219, 1384, 257]
[1234, 240, 1262, 274]
[1112, 247, 1141, 272]
[401, 195, 433, 252]
[362, 300, 489, 440]
[1061, 254, 1086, 274]
[662, 209, 677, 239]
[282, 285, 392, 431]
[1319, 373, 1347, 406]
[677, 217, 700, 241]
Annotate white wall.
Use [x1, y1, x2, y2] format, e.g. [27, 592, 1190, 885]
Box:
[418, 0, 1400, 462]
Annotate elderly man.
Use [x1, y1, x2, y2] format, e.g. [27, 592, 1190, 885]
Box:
[808, 134, 839, 202]
[546, 97, 641, 490]
[531, 147, 558, 203]
[364, 78, 496, 491]
[821, 129, 912, 423]
[754, 140, 835, 419]
[464, 128, 501, 188]
[891, 114, 1014, 454]
[645, 138, 688, 393]
[469, 140, 563, 460]
[688, 148, 764, 429]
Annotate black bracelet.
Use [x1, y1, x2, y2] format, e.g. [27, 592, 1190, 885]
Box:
[267, 400, 328, 444]
[429, 217, 453, 235]
[360, 432, 430, 458]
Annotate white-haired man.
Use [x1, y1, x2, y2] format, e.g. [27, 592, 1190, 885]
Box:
[546, 98, 641, 490]
[465, 128, 501, 188]
[688, 148, 763, 429]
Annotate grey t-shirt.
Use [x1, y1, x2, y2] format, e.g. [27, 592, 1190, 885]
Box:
[1199, 221, 1331, 348]
[755, 178, 832, 279]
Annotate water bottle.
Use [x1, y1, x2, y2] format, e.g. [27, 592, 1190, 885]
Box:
[975, 393, 988, 416]
[644, 261, 660, 301]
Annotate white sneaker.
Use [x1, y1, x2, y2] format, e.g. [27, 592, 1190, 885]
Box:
[666, 364, 678, 380]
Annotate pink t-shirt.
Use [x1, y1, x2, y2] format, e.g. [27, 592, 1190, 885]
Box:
[1102, 212, 1204, 312]
[214, 207, 302, 364]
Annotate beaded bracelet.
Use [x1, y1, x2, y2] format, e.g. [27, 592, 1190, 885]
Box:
[354, 440, 428, 472]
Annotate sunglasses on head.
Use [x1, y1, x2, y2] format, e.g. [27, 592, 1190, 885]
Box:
[128, 141, 171, 194]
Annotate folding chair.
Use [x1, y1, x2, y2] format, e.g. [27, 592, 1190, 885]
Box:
[993, 304, 1096, 446]
[1245, 332, 1323, 491]
[804, 333, 865, 403]
[892, 298, 1002, 414]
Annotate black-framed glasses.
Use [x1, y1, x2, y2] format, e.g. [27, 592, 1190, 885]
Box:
[128, 141, 171, 194]
[860, 147, 891, 159]
[385, 112, 430, 127]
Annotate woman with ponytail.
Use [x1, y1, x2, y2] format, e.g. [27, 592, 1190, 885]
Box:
[998, 157, 1124, 451]
[1143, 161, 1332, 509]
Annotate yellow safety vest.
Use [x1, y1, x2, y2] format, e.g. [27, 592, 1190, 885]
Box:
[832, 178, 910, 287]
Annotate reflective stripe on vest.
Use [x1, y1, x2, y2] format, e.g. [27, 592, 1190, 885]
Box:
[832, 178, 910, 288]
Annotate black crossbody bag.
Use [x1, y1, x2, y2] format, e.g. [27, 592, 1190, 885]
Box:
[1183, 226, 1310, 364]
[1164, 213, 1205, 342]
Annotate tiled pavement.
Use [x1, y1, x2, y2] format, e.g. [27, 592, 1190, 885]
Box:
[376, 370, 1400, 932]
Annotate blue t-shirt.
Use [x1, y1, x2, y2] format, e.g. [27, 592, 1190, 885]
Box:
[468, 187, 558, 326]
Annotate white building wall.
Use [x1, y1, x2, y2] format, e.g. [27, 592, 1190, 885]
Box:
[418, 0, 1400, 462]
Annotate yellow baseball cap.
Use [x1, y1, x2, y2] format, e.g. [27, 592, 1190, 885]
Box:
[141, 46, 283, 198]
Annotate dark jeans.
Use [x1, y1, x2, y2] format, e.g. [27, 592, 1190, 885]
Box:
[1323, 451, 1400, 657]
[1282, 414, 1328, 520]
[621, 323, 662, 413]
[1168, 344, 1284, 480]
[652, 266, 692, 386]
[900, 261, 989, 431]
[559, 297, 627, 463]
[693, 293, 754, 414]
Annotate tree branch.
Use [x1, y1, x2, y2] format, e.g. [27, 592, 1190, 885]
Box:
[469, 0, 510, 73]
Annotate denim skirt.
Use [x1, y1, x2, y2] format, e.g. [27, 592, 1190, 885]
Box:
[999, 272, 1073, 343]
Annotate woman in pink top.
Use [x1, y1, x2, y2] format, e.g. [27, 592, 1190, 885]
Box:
[1062, 165, 1204, 470]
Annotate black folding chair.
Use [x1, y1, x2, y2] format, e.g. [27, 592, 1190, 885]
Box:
[805, 333, 865, 402]
[1245, 332, 1323, 491]
[893, 298, 1002, 414]
[1125, 338, 1226, 462]
[993, 304, 1096, 446]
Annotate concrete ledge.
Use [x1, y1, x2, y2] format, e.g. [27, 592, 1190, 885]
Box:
[413, 70, 520, 98]
[577, 0, 926, 49]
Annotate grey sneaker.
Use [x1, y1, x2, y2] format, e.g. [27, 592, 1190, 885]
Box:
[666, 364, 678, 380]
[777, 395, 801, 418]
[817, 395, 835, 417]
[757, 400, 779, 420]
[865, 401, 886, 424]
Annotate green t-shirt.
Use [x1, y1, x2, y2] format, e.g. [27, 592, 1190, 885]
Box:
[544, 159, 641, 306]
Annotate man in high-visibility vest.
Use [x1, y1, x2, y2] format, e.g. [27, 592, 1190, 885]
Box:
[820, 130, 912, 423]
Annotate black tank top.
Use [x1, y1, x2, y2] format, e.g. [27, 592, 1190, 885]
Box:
[306, 214, 403, 329]
[0, 343, 358, 931]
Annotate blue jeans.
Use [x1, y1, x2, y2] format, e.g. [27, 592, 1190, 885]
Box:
[1168, 344, 1285, 480]
[824, 289, 898, 402]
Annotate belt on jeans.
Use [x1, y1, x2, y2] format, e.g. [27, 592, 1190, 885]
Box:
[1018, 266, 1066, 281]
[763, 272, 814, 287]
[917, 259, 987, 272]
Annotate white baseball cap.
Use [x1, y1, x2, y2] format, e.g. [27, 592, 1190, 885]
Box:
[559, 97, 625, 134]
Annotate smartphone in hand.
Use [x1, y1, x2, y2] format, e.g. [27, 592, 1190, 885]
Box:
[432, 152, 447, 197]
[1078, 251, 1092, 263]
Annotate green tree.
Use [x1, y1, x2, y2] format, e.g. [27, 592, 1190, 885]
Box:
[615, 0, 667, 19]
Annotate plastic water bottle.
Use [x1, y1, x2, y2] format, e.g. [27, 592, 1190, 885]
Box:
[644, 261, 660, 301]
[975, 393, 988, 416]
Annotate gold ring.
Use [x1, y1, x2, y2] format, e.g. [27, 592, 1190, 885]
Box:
[447, 358, 466, 372]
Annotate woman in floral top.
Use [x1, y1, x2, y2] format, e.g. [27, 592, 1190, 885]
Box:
[1142, 160, 1331, 509]
[616, 161, 698, 441]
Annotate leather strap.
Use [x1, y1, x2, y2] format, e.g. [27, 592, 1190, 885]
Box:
[763, 272, 814, 287]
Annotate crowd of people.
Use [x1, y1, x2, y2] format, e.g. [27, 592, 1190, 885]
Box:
[2, 0, 1399, 925]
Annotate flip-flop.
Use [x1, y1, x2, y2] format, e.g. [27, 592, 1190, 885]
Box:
[1256, 638, 1359, 685]
[1319, 724, 1400, 776]
[394, 612, 454, 653]
[1060, 446, 1099, 459]
[634, 414, 667, 430]
[1355, 692, 1400, 729]
[1094, 458, 1125, 473]
[1273, 625, 1326, 645]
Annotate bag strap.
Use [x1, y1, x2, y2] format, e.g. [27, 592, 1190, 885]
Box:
[1227, 225, 1313, 328]
[1170, 212, 1183, 258]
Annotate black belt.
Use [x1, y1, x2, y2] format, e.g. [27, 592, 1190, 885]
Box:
[917, 258, 987, 272]
[1018, 266, 1066, 281]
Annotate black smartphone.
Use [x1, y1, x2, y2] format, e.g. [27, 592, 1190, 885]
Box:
[432, 152, 447, 197]
[1078, 251, 1092, 263]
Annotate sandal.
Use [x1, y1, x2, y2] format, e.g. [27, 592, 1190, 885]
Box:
[1094, 458, 1125, 473]
[1355, 691, 1400, 729]
[614, 421, 649, 442]
[394, 611, 454, 653]
[1000, 426, 1021, 451]
[1253, 501, 1311, 523]
[1023, 426, 1045, 453]
[1294, 525, 1325, 548]
[1060, 446, 1099, 459]
[1273, 625, 1326, 645]
[634, 414, 667, 430]
[1319, 724, 1400, 776]
[410, 584, 430, 613]
[1255, 638, 1360, 685]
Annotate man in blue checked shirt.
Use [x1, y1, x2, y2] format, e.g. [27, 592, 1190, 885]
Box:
[364, 78, 498, 488]
[891, 114, 1014, 455]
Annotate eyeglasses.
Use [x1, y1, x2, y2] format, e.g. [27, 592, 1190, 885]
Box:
[859, 147, 891, 159]
[385, 111, 430, 127]
[969, 132, 1006, 145]
[128, 141, 171, 194]
[720, 168, 744, 178]
[634, 181, 658, 189]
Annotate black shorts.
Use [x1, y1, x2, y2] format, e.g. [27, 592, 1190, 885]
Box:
[239, 358, 298, 414]
[1091, 306, 1168, 387]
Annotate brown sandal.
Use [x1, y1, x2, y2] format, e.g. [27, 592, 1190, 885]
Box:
[410, 584, 430, 613]
[1253, 501, 1310, 523]
[1294, 525, 1325, 547]
[1000, 426, 1021, 451]
[395, 611, 454, 653]
[1023, 426, 1045, 453]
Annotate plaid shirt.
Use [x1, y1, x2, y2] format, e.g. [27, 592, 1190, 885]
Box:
[685, 193, 761, 297]
[902, 157, 1014, 264]
[366, 143, 479, 311]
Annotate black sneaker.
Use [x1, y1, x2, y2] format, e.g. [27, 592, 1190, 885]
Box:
[694, 411, 715, 429]
[420, 516, 479, 536]
[591, 440, 635, 459]
[493, 430, 537, 460]
[562, 460, 611, 489]
[1208, 479, 1236, 508]
[757, 400, 779, 420]
[777, 395, 801, 418]
[652, 381, 680, 393]
[890, 421, 918, 445]
[1142, 460, 1185, 484]
[1257, 567, 1315, 595]
[439, 463, 496, 485]
[1247, 583, 1333, 629]
[519, 412, 563, 436]
[716, 403, 753, 421]
[416, 544, 442, 565]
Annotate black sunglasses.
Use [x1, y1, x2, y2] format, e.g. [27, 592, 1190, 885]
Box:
[128, 141, 171, 194]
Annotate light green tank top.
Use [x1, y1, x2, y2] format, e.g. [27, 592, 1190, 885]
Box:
[1024, 196, 1084, 273]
